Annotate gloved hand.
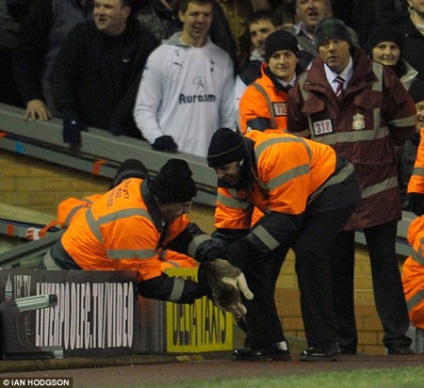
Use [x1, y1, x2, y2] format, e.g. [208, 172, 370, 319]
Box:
[406, 193, 424, 216]
[63, 119, 87, 146]
[215, 239, 255, 270]
[198, 259, 254, 322]
[152, 135, 178, 152]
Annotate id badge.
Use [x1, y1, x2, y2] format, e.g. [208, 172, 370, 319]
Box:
[312, 119, 334, 136]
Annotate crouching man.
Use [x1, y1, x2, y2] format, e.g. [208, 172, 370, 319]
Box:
[40, 158, 252, 314]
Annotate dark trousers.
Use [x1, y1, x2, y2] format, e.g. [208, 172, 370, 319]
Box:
[243, 204, 357, 349]
[0, 46, 23, 107]
[243, 243, 290, 348]
[330, 221, 412, 351]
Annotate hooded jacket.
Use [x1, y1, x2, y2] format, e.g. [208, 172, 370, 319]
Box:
[288, 46, 416, 230]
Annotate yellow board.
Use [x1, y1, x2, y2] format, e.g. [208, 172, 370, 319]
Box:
[165, 268, 233, 352]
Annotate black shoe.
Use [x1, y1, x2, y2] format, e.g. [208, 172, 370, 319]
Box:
[300, 344, 341, 361]
[387, 345, 415, 355]
[233, 341, 291, 361]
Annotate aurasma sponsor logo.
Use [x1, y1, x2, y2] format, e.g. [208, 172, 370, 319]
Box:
[178, 94, 216, 103]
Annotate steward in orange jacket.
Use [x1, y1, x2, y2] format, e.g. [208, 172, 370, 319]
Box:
[239, 30, 303, 135]
[41, 159, 213, 304]
[402, 215, 424, 330]
[201, 128, 361, 361]
[55, 159, 197, 271]
[407, 127, 424, 215]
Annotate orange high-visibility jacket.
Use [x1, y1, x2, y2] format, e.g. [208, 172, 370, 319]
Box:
[57, 194, 102, 228]
[408, 127, 424, 194]
[239, 63, 289, 135]
[215, 130, 340, 230]
[61, 178, 202, 281]
[402, 214, 424, 329]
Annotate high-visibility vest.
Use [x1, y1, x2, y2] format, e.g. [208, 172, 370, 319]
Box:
[61, 178, 198, 281]
[215, 130, 338, 229]
[408, 127, 424, 194]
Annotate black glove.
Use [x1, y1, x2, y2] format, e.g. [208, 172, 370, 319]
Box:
[217, 239, 256, 271]
[406, 193, 424, 216]
[63, 119, 87, 146]
[152, 135, 178, 152]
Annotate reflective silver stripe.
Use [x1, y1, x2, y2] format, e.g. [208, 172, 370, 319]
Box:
[255, 136, 306, 159]
[373, 107, 381, 130]
[169, 277, 185, 302]
[267, 164, 310, 191]
[106, 248, 156, 259]
[86, 209, 103, 243]
[98, 208, 152, 224]
[411, 248, 424, 266]
[253, 137, 313, 192]
[361, 176, 398, 199]
[298, 137, 313, 160]
[308, 163, 355, 203]
[407, 289, 424, 312]
[64, 205, 87, 227]
[248, 225, 280, 250]
[412, 166, 424, 177]
[217, 192, 251, 210]
[311, 126, 390, 145]
[165, 261, 181, 268]
[252, 82, 277, 129]
[298, 72, 309, 101]
[188, 234, 211, 258]
[372, 62, 383, 92]
[43, 249, 62, 270]
[390, 115, 417, 128]
[86, 208, 153, 244]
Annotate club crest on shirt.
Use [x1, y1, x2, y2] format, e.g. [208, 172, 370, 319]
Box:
[179, 76, 216, 104]
[193, 76, 206, 93]
[352, 113, 365, 130]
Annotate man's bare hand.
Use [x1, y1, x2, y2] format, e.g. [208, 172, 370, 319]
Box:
[25, 99, 53, 121]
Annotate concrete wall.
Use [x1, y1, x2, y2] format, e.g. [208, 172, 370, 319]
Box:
[1, 149, 406, 355]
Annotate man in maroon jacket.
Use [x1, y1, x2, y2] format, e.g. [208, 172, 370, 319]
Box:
[287, 17, 417, 356]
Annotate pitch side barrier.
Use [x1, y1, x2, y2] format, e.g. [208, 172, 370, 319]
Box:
[0, 103, 416, 257]
[0, 103, 217, 206]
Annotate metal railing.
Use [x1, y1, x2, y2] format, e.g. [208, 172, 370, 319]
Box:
[0, 103, 217, 206]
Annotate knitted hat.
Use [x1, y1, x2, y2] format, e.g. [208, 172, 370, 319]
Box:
[111, 159, 148, 189]
[367, 24, 404, 55]
[409, 79, 424, 103]
[265, 30, 299, 62]
[150, 159, 197, 202]
[315, 17, 352, 48]
[207, 128, 246, 168]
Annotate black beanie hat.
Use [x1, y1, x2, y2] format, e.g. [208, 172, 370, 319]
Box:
[207, 128, 246, 168]
[315, 17, 352, 48]
[367, 24, 404, 55]
[265, 30, 299, 62]
[111, 159, 148, 189]
[150, 158, 197, 202]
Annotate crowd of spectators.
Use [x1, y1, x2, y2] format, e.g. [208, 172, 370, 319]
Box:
[1, 1, 421, 154]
